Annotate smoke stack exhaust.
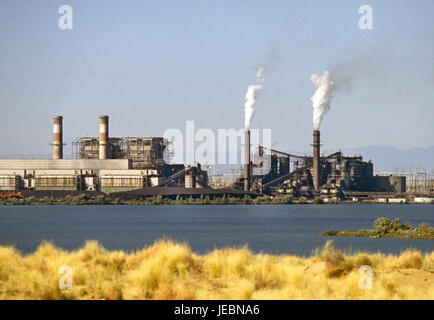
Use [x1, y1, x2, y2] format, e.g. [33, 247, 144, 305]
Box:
[313, 130, 320, 191]
[99, 115, 109, 160]
[244, 129, 251, 191]
[52, 116, 63, 159]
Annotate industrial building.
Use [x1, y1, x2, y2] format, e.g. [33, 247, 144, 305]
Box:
[0, 116, 208, 195]
[0, 115, 420, 201]
[236, 128, 409, 200]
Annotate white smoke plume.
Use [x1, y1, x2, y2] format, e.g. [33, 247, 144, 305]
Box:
[310, 70, 335, 130]
[256, 65, 265, 82]
[244, 65, 265, 129]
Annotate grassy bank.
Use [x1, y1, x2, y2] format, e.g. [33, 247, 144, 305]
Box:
[1, 195, 432, 206]
[0, 239, 433, 300]
[0, 194, 328, 206]
[321, 218, 434, 240]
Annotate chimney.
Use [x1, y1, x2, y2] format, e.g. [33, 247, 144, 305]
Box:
[244, 129, 251, 191]
[313, 130, 320, 191]
[99, 115, 109, 159]
[52, 116, 63, 159]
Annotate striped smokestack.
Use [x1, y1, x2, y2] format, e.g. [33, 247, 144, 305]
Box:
[313, 130, 320, 191]
[52, 116, 63, 159]
[244, 129, 251, 192]
[99, 115, 109, 160]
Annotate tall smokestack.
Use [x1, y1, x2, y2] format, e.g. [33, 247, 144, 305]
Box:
[99, 115, 109, 160]
[52, 116, 63, 159]
[313, 130, 320, 191]
[244, 129, 251, 191]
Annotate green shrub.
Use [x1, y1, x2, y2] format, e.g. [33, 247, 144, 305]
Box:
[283, 196, 294, 204]
[228, 197, 237, 204]
[401, 220, 414, 231]
[70, 196, 81, 205]
[25, 196, 36, 205]
[175, 195, 185, 205]
[221, 194, 227, 204]
[203, 195, 211, 205]
[8, 197, 20, 205]
[373, 217, 393, 235]
[243, 195, 252, 205]
[155, 195, 163, 205]
[271, 196, 282, 204]
[95, 195, 106, 205]
[391, 218, 402, 232]
[418, 222, 430, 234]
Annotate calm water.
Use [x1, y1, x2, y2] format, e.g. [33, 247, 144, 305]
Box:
[0, 205, 432, 256]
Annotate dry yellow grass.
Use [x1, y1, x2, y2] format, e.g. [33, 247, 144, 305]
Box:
[0, 239, 433, 300]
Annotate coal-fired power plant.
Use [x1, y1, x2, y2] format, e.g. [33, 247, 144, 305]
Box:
[312, 130, 320, 191]
[0, 67, 422, 201]
[244, 129, 251, 192]
[99, 115, 109, 160]
[52, 116, 63, 160]
[0, 96, 418, 201]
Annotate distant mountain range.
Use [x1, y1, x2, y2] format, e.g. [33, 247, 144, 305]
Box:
[1, 145, 433, 173]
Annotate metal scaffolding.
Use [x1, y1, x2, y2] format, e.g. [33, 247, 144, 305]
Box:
[72, 136, 171, 169]
[72, 137, 126, 160]
[125, 137, 166, 169]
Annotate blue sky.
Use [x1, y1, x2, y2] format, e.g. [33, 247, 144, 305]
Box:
[0, 0, 433, 156]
